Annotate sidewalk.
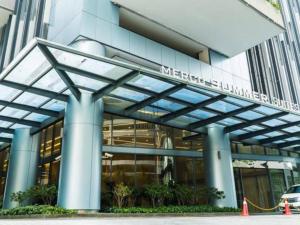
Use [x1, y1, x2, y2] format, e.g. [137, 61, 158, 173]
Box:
[0, 215, 299, 225]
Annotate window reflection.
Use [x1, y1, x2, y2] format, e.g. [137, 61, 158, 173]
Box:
[0, 147, 9, 195]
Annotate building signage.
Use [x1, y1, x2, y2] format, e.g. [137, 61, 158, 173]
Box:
[160, 66, 300, 113]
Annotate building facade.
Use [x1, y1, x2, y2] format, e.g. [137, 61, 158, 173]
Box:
[0, 0, 299, 211]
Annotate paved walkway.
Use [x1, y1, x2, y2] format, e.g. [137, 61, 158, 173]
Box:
[0, 215, 299, 225]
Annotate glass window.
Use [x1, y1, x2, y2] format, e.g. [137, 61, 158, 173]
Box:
[50, 160, 60, 185]
[44, 125, 53, 158]
[110, 154, 135, 187]
[265, 147, 280, 156]
[175, 157, 194, 187]
[112, 116, 135, 147]
[136, 155, 161, 188]
[53, 121, 63, 155]
[237, 143, 252, 154]
[135, 121, 155, 148]
[40, 163, 50, 185]
[155, 125, 173, 149]
[173, 129, 191, 150]
[251, 145, 265, 155]
[103, 114, 112, 145]
[269, 169, 286, 204]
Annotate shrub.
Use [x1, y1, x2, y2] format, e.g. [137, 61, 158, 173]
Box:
[106, 205, 239, 214]
[10, 185, 57, 207]
[10, 191, 28, 206]
[113, 183, 132, 208]
[27, 185, 57, 205]
[192, 187, 225, 205]
[0, 205, 75, 216]
[171, 184, 193, 206]
[144, 184, 172, 207]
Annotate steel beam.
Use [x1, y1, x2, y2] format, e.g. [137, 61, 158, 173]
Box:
[0, 80, 68, 102]
[159, 94, 227, 123]
[189, 104, 259, 129]
[0, 100, 59, 117]
[0, 137, 12, 143]
[93, 70, 139, 101]
[0, 115, 41, 127]
[38, 44, 81, 100]
[225, 111, 288, 133]
[237, 120, 300, 140]
[124, 84, 186, 114]
[0, 127, 14, 134]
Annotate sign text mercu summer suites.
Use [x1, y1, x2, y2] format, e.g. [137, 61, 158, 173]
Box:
[160, 66, 299, 113]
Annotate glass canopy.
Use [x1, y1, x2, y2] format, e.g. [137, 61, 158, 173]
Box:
[0, 38, 300, 151]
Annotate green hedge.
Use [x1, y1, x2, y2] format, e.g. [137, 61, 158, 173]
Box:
[106, 205, 240, 214]
[0, 205, 76, 216]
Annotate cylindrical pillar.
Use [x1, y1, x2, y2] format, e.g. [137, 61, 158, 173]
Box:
[204, 125, 237, 208]
[3, 128, 40, 209]
[57, 92, 104, 210]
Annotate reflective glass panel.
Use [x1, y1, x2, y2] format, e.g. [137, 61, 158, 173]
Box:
[3, 47, 50, 85]
[33, 69, 66, 92]
[206, 101, 239, 113]
[237, 111, 264, 120]
[13, 92, 49, 107]
[111, 87, 149, 102]
[152, 99, 184, 111]
[127, 74, 173, 93]
[170, 88, 209, 104]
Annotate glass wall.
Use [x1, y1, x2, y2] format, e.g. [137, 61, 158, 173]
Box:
[37, 120, 63, 186]
[0, 147, 9, 196]
[101, 153, 204, 208]
[103, 114, 205, 151]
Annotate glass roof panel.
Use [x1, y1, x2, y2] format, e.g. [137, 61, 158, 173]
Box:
[236, 111, 264, 120]
[282, 126, 300, 133]
[127, 74, 173, 93]
[170, 88, 210, 104]
[67, 72, 108, 91]
[0, 107, 29, 119]
[230, 130, 248, 135]
[10, 124, 30, 129]
[41, 99, 66, 111]
[252, 135, 267, 140]
[152, 99, 184, 111]
[0, 133, 13, 138]
[13, 92, 49, 107]
[188, 86, 219, 96]
[280, 114, 300, 122]
[206, 101, 239, 113]
[0, 121, 13, 128]
[33, 69, 66, 92]
[219, 118, 242, 126]
[273, 140, 285, 144]
[255, 106, 280, 115]
[264, 131, 283, 137]
[167, 115, 198, 127]
[285, 137, 300, 141]
[111, 87, 149, 102]
[49, 47, 131, 80]
[224, 97, 252, 107]
[104, 96, 135, 110]
[244, 125, 264, 132]
[3, 47, 50, 85]
[188, 109, 216, 119]
[137, 106, 169, 118]
[24, 113, 50, 122]
[262, 119, 286, 127]
[0, 85, 22, 101]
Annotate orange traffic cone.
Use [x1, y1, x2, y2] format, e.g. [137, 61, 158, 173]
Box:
[284, 198, 292, 215]
[241, 197, 249, 216]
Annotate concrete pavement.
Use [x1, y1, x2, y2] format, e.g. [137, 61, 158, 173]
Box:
[0, 215, 299, 225]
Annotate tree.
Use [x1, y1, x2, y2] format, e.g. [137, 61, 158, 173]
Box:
[113, 183, 132, 208]
[27, 185, 57, 205]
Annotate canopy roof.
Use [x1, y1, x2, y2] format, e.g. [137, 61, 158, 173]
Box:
[0, 38, 300, 150]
